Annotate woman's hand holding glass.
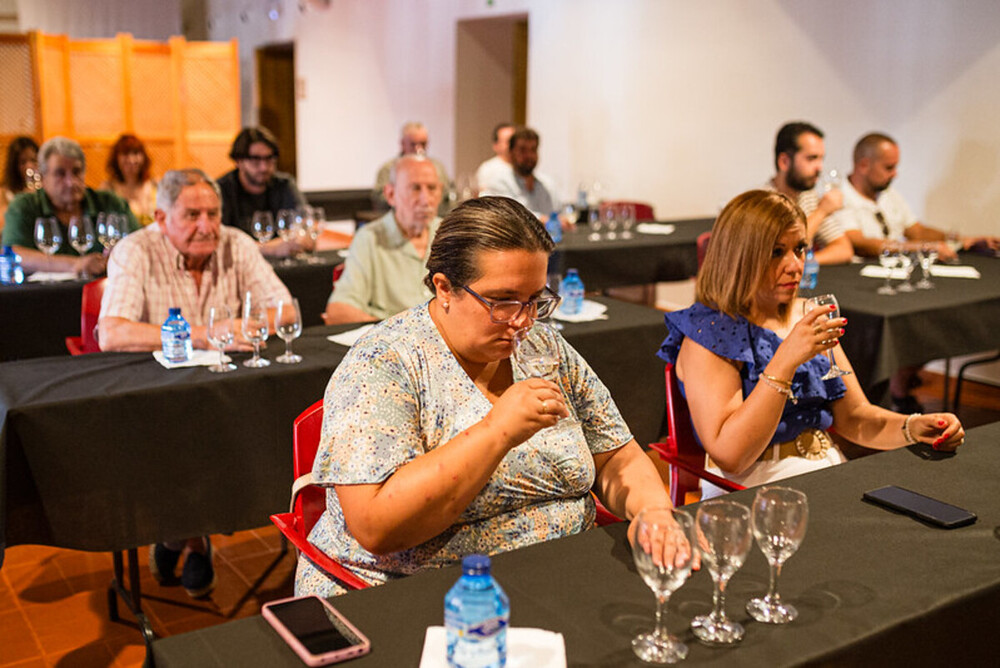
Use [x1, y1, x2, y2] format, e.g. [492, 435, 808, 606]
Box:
[766, 300, 845, 383]
[512, 322, 578, 433]
[486, 377, 567, 449]
[803, 294, 851, 379]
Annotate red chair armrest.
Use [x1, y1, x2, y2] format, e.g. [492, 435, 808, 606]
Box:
[270, 512, 369, 591]
[647, 442, 745, 493]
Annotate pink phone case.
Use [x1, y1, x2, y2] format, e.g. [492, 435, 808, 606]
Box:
[262, 595, 371, 666]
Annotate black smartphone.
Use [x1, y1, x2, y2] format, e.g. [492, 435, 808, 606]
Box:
[863, 485, 977, 529]
[262, 596, 371, 666]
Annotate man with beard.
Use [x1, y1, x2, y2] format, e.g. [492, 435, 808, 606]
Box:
[828, 132, 998, 260]
[324, 154, 443, 324]
[217, 126, 310, 258]
[2, 136, 138, 276]
[765, 121, 853, 264]
[481, 126, 556, 219]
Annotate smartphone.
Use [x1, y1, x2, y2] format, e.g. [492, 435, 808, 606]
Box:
[863, 485, 977, 529]
[262, 595, 371, 666]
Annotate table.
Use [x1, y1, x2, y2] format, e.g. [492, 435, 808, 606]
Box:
[0, 250, 345, 362]
[0, 296, 668, 565]
[151, 421, 1000, 667]
[555, 218, 713, 290]
[817, 253, 1000, 404]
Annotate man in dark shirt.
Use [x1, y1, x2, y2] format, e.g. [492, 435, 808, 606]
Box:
[216, 126, 311, 258]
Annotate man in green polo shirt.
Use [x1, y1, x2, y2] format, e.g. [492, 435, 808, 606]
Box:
[1, 136, 138, 277]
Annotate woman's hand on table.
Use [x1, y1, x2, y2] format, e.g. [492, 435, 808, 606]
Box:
[628, 510, 699, 571]
[487, 378, 567, 448]
[911, 413, 965, 452]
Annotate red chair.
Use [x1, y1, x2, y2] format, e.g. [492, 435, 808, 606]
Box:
[696, 231, 712, 269]
[648, 364, 744, 506]
[65, 278, 107, 355]
[332, 263, 344, 286]
[270, 400, 370, 591]
[593, 493, 623, 526]
[603, 200, 655, 221]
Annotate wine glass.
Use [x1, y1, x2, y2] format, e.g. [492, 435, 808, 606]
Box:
[98, 213, 126, 251]
[276, 209, 300, 265]
[560, 202, 580, 230]
[804, 293, 852, 379]
[816, 168, 841, 194]
[302, 206, 325, 264]
[241, 292, 270, 368]
[275, 297, 303, 364]
[251, 211, 275, 247]
[511, 321, 577, 432]
[601, 203, 618, 240]
[877, 241, 899, 296]
[587, 207, 603, 242]
[207, 305, 237, 373]
[34, 217, 63, 257]
[745, 486, 808, 624]
[895, 250, 916, 293]
[619, 202, 636, 239]
[916, 242, 938, 289]
[690, 500, 753, 646]
[631, 508, 695, 664]
[68, 215, 95, 256]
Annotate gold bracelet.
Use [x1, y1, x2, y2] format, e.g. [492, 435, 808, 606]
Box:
[760, 374, 797, 405]
[902, 412, 921, 445]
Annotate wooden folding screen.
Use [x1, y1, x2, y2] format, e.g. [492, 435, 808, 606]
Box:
[0, 31, 239, 187]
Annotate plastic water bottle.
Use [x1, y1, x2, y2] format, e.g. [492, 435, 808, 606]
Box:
[799, 247, 819, 291]
[160, 307, 192, 364]
[544, 211, 562, 243]
[0, 245, 24, 285]
[445, 554, 509, 668]
[559, 268, 585, 316]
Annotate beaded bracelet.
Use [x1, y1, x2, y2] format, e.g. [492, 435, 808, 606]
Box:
[902, 412, 921, 445]
[760, 373, 797, 405]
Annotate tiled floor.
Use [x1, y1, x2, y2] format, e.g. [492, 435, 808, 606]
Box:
[0, 526, 295, 668]
[1, 373, 996, 668]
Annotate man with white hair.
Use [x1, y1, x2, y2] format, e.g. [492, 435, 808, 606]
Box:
[371, 121, 451, 212]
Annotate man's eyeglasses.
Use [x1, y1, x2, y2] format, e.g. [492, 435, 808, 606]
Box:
[462, 285, 561, 324]
[244, 154, 277, 164]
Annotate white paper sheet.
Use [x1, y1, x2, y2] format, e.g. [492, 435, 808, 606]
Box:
[418, 626, 566, 668]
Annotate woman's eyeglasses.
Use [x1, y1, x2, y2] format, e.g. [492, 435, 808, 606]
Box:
[461, 285, 561, 323]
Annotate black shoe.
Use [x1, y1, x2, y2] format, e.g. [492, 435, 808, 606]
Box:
[181, 537, 217, 598]
[149, 543, 182, 584]
[891, 394, 925, 414]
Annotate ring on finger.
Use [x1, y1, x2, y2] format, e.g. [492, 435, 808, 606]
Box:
[540, 399, 548, 415]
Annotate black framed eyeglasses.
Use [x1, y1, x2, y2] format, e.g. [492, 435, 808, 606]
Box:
[244, 154, 277, 164]
[462, 285, 561, 323]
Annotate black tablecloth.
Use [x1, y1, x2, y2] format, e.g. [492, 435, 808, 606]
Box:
[152, 421, 1000, 667]
[817, 254, 1000, 404]
[555, 218, 713, 290]
[0, 297, 668, 565]
[0, 251, 345, 362]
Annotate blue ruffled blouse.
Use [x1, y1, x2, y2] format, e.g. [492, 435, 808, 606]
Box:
[657, 302, 847, 444]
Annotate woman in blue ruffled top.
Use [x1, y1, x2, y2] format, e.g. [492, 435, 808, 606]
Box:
[658, 190, 964, 497]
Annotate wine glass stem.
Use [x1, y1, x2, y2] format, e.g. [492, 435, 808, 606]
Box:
[711, 576, 729, 622]
[218, 345, 225, 367]
[767, 562, 783, 601]
[654, 593, 671, 642]
[825, 350, 837, 368]
[285, 340, 293, 357]
[253, 341, 261, 363]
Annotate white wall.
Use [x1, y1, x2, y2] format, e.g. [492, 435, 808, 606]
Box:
[293, 0, 1000, 236]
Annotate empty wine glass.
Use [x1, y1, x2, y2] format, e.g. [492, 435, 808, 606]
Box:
[251, 211, 275, 247]
[746, 486, 808, 624]
[242, 292, 270, 368]
[512, 321, 577, 433]
[631, 508, 695, 664]
[877, 241, 899, 296]
[97, 213, 126, 251]
[602, 203, 618, 240]
[301, 206, 325, 264]
[617, 203, 636, 239]
[816, 168, 841, 194]
[587, 207, 603, 242]
[68, 215, 95, 256]
[895, 250, 916, 293]
[916, 242, 938, 289]
[804, 293, 851, 379]
[275, 297, 303, 364]
[34, 217, 63, 257]
[690, 500, 753, 646]
[207, 305, 237, 373]
[276, 209, 300, 265]
[560, 202, 580, 230]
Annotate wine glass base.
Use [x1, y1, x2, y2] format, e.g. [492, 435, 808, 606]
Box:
[690, 614, 745, 645]
[876, 286, 897, 295]
[208, 362, 237, 373]
[896, 283, 916, 293]
[746, 596, 798, 624]
[305, 255, 324, 265]
[632, 632, 688, 664]
[587, 233, 601, 242]
[243, 357, 271, 368]
[915, 280, 935, 289]
[821, 367, 852, 380]
[276, 353, 303, 364]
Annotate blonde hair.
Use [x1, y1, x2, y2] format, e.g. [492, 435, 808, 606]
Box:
[696, 190, 805, 320]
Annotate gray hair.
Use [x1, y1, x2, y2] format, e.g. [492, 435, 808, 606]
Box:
[156, 169, 222, 211]
[401, 121, 426, 138]
[388, 153, 435, 186]
[38, 137, 85, 176]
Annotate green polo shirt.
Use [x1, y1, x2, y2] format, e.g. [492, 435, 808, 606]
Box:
[1, 187, 139, 255]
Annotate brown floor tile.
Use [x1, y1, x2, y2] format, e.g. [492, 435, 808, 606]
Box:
[21, 590, 134, 657]
[0, 571, 18, 613]
[44, 640, 115, 668]
[138, 558, 246, 628]
[2, 659, 47, 668]
[0, 609, 44, 664]
[3, 560, 74, 606]
[212, 532, 272, 562]
[103, 635, 146, 668]
[51, 551, 115, 597]
[222, 550, 296, 618]
[1, 545, 61, 569]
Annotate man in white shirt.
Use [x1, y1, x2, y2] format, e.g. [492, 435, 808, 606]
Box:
[765, 122, 853, 264]
[480, 126, 556, 219]
[474, 122, 515, 192]
[825, 132, 998, 261]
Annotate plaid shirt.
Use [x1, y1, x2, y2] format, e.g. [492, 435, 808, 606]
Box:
[100, 225, 291, 327]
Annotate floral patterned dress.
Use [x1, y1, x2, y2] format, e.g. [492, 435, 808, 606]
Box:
[295, 302, 632, 597]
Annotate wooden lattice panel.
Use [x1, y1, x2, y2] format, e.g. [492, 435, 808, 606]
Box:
[0, 36, 38, 137]
[145, 140, 175, 182]
[69, 43, 126, 138]
[79, 140, 111, 188]
[182, 46, 239, 134]
[130, 43, 174, 138]
[186, 140, 232, 179]
[37, 34, 69, 137]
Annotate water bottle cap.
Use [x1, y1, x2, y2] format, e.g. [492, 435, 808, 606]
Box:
[2, 245, 11, 254]
[566, 268, 579, 276]
[461, 554, 491, 575]
[168, 307, 181, 316]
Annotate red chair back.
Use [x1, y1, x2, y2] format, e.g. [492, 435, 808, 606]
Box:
[332, 263, 344, 286]
[293, 399, 327, 534]
[696, 232, 712, 269]
[65, 278, 106, 355]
